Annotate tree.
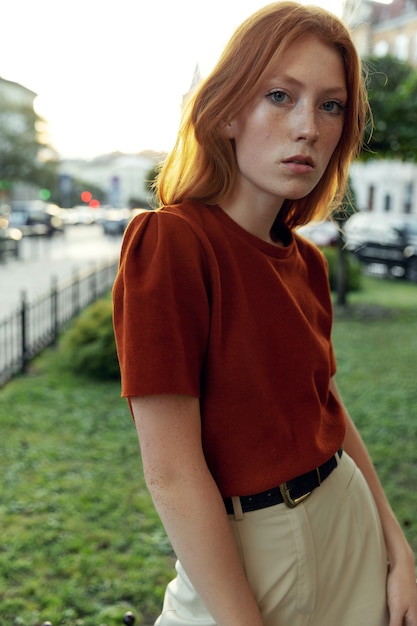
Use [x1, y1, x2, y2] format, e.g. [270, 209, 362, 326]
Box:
[362, 55, 417, 161]
[144, 164, 160, 206]
[0, 95, 58, 193]
[332, 178, 358, 307]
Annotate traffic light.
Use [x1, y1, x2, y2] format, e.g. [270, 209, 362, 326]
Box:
[39, 189, 51, 201]
[81, 190, 93, 203]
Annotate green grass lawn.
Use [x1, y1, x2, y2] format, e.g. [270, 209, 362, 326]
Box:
[0, 275, 416, 625]
[0, 365, 173, 626]
[332, 276, 417, 552]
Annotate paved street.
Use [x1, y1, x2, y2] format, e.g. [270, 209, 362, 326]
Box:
[0, 225, 123, 318]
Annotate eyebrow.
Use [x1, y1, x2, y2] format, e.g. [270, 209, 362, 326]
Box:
[266, 74, 348, 98]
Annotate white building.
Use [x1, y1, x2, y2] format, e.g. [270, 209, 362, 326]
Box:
[342, 0, 417, 218]
[59, 150, 166, 208]
[344, 0, 417, 67]
[350, 160, 417, 215]
[0, 76, 36, 113]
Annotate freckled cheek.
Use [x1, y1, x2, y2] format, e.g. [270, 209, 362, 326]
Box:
[236, 145, 260, 172]
[254, 126, 280, 152]
[235, 131, 265, 162]
[326, 121, 344, 147]
[263, 130, 274, 143]
[321, 125, 343, 157]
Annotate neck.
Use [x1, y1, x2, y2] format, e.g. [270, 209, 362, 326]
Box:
[220, 196, 285, 246]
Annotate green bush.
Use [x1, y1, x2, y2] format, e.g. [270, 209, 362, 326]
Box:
[323, 246, 362, 293]
[59, 298, 120, 380]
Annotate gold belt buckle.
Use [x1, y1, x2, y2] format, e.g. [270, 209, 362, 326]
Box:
[279, 483, 312, 508]
[279, 467, 321, 508]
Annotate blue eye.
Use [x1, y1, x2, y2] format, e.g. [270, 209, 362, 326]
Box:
[322, 100, 345, 114]
[267, 90, 289, 105]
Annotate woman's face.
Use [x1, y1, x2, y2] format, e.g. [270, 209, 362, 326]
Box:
[224, 34, 347, 211]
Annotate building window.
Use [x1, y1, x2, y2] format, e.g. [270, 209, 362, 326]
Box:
[404, 182, 413, 214]
[368, 185, 375, 211]
[413, 33, 417, 63]
[384, 194, 392, 212]
[394, 34, 409, 61]
[374, 39, 389, 57]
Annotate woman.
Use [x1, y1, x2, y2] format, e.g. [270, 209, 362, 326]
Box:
[113, 3, 417, 625]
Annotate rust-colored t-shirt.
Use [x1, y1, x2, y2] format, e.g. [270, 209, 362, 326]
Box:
[112, 200, 345, 497]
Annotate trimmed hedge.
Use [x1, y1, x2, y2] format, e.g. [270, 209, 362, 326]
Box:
[58, 298, 120, 380]
[323, 246, 362, 293]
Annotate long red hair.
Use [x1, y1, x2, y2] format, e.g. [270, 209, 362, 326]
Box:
[156, 1, 368, 228]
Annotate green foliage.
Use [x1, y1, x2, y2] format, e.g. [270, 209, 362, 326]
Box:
[143, 164, 163, 208]
[363, 55, 417, 160]
[0, 92, 55, 188]
[59, 298, 120, 380]
[323, 246, 362, 293]
[145, 165, 159, 195]
[333, 177, 358, 221]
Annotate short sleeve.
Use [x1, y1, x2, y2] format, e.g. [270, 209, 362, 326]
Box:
[113, 210, 210, 398]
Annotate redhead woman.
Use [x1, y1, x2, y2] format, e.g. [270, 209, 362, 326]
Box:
[113, 3, 417, 625]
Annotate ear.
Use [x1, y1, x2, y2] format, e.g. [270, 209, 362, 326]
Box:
[220, 119, 236, 139]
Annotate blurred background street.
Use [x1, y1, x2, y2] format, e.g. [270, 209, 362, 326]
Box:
[1, 0, 417, 314]
[0, 224, 122, 317]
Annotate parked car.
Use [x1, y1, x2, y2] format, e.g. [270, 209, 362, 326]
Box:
[60, 205, 102, 226]
[297, 220, 339, 247]
[0, 217, 23, 260]
[7, 200, 65, 237]
[344, 212, 417, 282]
[101, 207, 146, 235]
[101, 209, 131, 235]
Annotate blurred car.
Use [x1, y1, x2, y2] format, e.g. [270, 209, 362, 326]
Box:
[101, 208, 132, 235]
[60, 205, 101, 226]
[297, 221, 339, 247]
[0, 215, 23, 260]
[7, 200, 65, 237]
[344, 212, 417, 282]
[101, 207, 146, 235]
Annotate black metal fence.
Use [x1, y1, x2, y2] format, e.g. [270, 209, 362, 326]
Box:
[0, 259, 119, 388]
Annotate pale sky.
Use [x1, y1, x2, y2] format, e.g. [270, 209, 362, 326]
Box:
[1, 0, 349, 159]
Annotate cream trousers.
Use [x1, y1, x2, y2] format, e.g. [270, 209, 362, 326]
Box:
[155, 452, 389, 626]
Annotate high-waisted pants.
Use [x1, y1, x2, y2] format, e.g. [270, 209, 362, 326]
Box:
[155, 452, 389, 626]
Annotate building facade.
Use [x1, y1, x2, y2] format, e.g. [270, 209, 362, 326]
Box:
[343, 0, 417, 217]
[344, 0, 417, 66]
[59, 150, 165, 209]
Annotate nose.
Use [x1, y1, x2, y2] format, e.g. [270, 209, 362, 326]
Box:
[292, 105, 319, 143]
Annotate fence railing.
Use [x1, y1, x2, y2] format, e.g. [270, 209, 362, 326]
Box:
[0, 259, 119, 388]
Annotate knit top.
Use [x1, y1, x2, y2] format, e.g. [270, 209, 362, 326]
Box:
[112, 200, 345, 497]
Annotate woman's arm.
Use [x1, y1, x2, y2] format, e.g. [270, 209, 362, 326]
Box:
[130, 394, 264, 626]
[330, 378, 417, 626]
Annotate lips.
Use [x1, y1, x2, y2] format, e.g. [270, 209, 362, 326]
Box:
[281, 154, 315, 175]
[283, 154, 314, 167]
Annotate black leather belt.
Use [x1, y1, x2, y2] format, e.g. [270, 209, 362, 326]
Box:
[224, 448, 343, 513]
